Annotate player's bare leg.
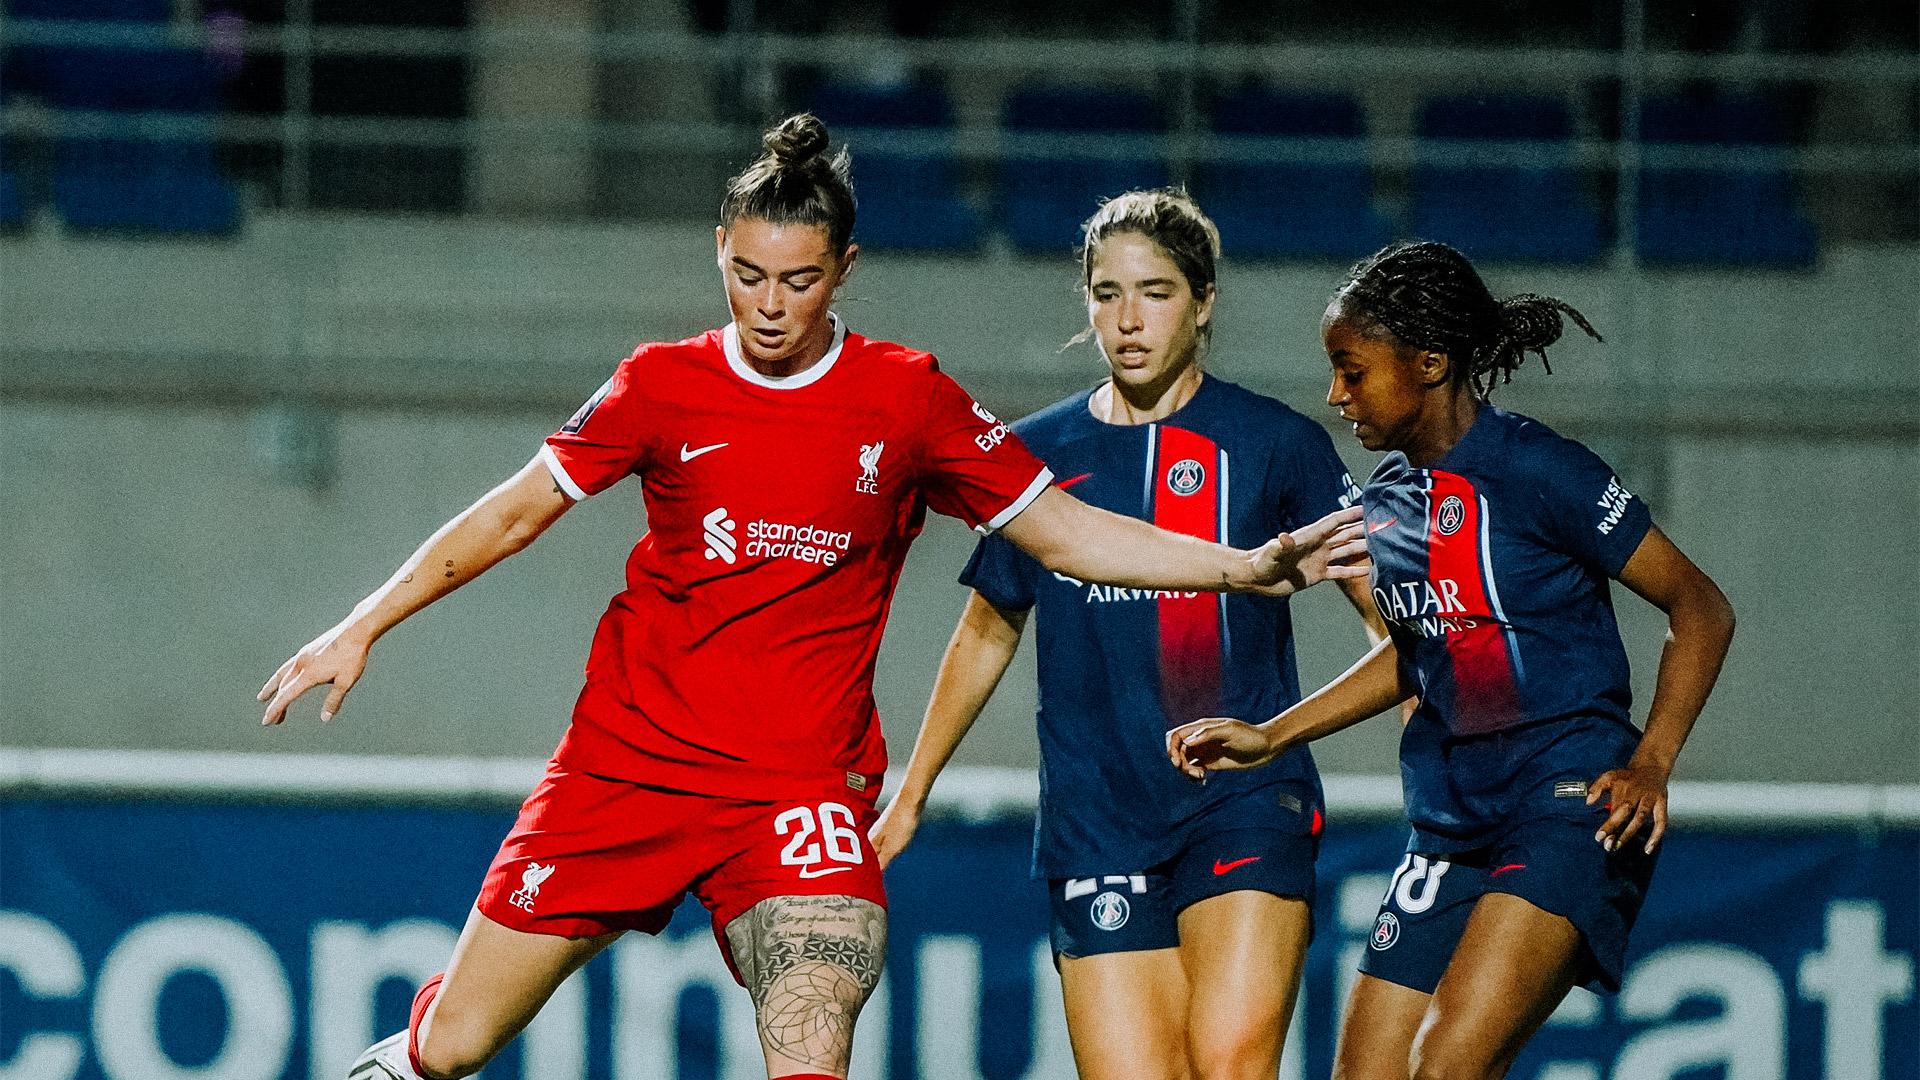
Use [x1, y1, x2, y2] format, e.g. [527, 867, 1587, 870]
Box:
[362, 908, 617, 1079]
[1057, 949, 1191, 1080]
[1405, 893, 1583, 1080]
[1331, 974, 1429, 1080]
[1176, 892, 1309, 1080]
[725, 894, 887, 1079]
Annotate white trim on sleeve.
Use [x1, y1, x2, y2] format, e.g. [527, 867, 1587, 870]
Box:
[539, 443, 590, 502]
[975, 467, 1055, 535]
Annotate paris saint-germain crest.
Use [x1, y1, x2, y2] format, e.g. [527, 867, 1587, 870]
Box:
[1090, 891, 1131, 931]
[1166, 458, 1206, 497]
[1436, 495, 1466, 536]
[1371, 911, 1400, 950]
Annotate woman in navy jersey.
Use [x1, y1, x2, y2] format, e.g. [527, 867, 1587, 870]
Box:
[258, 118, 1367, 1080]
[1170, 241, 1735, 1080]
[871, 190, 1388, 1080]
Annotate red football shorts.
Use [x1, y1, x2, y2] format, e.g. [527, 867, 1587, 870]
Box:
[476, 761, 886, 975]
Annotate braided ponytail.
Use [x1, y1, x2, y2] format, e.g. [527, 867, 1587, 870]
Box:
[1335, 242, 1601, 398]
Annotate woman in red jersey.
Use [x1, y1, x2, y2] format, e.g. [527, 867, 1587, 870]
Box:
[258, 115, 1368, 1080]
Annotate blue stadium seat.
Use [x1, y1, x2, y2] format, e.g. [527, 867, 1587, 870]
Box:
[1000, 85, 1167, 255]
[808, 81, 983, 253]
[1411, 95, 1605, 264]
[4, 0, 178, 100]
[37, 44, 241, 235]
[0, 168, 24, 230]
[0, 63, 22, 229]
[1196, 88, 1390, 260]
[5, 0, 173, 19]
[42, 46, 223, 112]
[53, 135, 239, 234]
[1635, 94, 1816, 268]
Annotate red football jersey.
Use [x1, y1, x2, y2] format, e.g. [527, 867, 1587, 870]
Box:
[540, 315, 1052, 798]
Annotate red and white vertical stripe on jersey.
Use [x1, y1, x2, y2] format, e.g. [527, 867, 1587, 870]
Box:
[1151, 424, 1224, 726]
[1426, 470, 1520, 735]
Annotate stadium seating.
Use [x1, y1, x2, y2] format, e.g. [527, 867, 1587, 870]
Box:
[0, 62, 23, 229]
[0, 166, 23, 231]
[807, 80, 983, 253]
[5, 0, 173, 18]
[33, 30, 240, 235]
[1000, 85, 1168, 255]
[1196, 87, 1391, 260]
[1635, 94, 1817, 268]
[1411, 95, 1606, 264]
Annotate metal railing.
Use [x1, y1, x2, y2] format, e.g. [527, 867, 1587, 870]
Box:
[6, 747, 1919, 828]
[2, 11, 1914, 234]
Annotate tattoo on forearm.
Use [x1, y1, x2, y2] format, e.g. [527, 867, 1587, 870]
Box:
[443, 558, 455, 579]
[725, 895, 886, 1071]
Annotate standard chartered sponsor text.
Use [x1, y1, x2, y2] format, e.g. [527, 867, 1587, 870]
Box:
[747, 518, 854, 566]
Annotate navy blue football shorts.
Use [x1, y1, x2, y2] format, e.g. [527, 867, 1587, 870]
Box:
[1357, 813, 1658, 995]
[1049, 823, 1319, 958]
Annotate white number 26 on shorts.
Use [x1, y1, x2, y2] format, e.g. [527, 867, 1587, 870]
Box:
[774, 802, 865, 878]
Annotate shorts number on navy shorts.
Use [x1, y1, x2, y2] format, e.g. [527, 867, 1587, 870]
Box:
[1358, 816, 1657, 995]
[1050, 826, 1318, 958]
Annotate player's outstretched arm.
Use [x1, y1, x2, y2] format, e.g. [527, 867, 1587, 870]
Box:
[871, 592, 1028, 868]
[999, 487, 1368, 595]
[257, 453, 576, 726]
[1586, 525, 1735, 854]
[1168, 636, 1410, 779]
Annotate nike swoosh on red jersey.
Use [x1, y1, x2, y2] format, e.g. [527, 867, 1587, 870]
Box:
[1367, 516, 1398, 534]
[680, 442, 728, 461]
[795, 864, 854, 879]
[1212, 856, 1262, 876]
[1057, 472, 1094, 490]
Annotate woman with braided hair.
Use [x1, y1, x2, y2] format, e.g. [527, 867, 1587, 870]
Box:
[1168, 241, 1735, 1079]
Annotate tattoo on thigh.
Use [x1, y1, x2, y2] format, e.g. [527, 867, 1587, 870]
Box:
[725, 895, 887, 1070]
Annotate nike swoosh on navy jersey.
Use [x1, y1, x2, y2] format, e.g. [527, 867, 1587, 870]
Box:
[1057, 472, 1094, 490]
[1367, 516, 1398, 534]
[1212, 856, 1262, 876]
[680, 442, 728, 461]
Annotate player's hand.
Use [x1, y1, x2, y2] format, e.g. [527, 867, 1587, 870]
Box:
[257, 624, 372, 726]
[1165, 718, 1283, 780]
[1244, 506, 1369, 597]
[1586, 761, 1671, 854]
[869, 796, 924, 870]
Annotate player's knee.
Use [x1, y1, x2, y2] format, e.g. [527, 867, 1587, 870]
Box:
[1186, 1018, 1279, 1080]
[413, 1008, 501, 1080]
[1408, 1035, 1502, 1080]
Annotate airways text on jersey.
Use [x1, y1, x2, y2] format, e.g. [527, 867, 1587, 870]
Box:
[1052, 571, 1203, 604]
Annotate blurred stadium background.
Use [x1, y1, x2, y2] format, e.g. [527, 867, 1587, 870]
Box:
[1, 1, 1915, 1078]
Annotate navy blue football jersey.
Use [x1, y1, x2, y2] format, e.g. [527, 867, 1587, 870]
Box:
[1361, 405, 1655, 852]
[961, 377, 1356, 877]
